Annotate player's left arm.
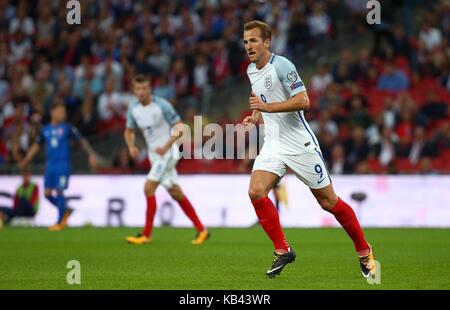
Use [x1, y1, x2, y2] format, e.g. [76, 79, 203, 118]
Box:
[80, 138, 98, 168]
[156, 121, 185, 156]
[70, 126, 98, 168]
[249, 91, 310, 113]
[155, 97, 185, 156]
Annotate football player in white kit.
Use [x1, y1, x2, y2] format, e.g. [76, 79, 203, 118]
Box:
[124, 75, 209, 245]
[242, 21, 376, 278]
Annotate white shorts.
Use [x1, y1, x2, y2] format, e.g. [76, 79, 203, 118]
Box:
[147, 153, 179, 189]
[252, 146, 332, 189]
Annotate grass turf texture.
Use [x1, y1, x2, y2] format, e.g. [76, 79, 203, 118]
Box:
[1, 227, 449, 290]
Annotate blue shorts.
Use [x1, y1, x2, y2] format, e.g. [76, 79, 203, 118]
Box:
[44, 162, 70, 191]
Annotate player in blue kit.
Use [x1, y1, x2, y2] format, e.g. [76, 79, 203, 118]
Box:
[19, 103, 98, 231]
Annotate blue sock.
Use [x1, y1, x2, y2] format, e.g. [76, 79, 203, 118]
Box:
[45, 194, 58, 207]
[55, 194, 67, 223]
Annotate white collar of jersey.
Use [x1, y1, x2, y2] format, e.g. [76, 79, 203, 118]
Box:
[254, 53, 276, 71]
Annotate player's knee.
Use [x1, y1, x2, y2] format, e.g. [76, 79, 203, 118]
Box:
[144, 183, 156, 196]
[168, 188, 183, 201]
[318, 197, 336, 211]
[144, 188, 155, 196]
[248, 185, 267, 201]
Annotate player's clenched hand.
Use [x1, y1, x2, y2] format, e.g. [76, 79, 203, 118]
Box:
[88, 154, 98, 169]
[242, 116, 257, 127]
[128, 146, 139, 159]
[249, 91, 270, 112]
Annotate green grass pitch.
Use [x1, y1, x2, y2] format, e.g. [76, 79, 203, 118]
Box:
[1, 227, 449, 290]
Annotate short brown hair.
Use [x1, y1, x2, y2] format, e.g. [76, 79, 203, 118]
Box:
[244, 20, 272, 42]
[51, 101, 66, 110]
[133, 74, 150, 84]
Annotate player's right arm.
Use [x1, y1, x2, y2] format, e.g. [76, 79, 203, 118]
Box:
[19, 143, 40, 169]
[124, 128, 139, 159]
[19, 128, 44, 168]
[124, 102, 139, 159]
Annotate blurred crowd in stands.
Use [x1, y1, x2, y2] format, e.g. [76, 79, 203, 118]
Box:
[0, 0, 449, 174]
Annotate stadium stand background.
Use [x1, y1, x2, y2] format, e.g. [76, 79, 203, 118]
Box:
[0, 0, 449, 175]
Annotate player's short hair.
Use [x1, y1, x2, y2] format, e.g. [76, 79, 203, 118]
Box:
[244, 20, 272, 42]
[50, 101, 66, 110]
[133, 74, 151, 85]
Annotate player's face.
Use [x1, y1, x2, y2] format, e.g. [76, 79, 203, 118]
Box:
[133, 81, 152, 104]
[243, 28, 270, 64]
[51, 106, 66, 124]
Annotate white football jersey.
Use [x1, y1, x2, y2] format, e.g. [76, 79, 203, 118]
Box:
[126, 95, 180, 158]
[247, 53, 320, 155]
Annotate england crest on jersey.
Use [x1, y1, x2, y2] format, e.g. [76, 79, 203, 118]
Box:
[264, 75, 272, 89]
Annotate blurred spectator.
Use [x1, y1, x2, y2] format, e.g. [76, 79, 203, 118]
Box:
[405, 127, 435, 164]
[377, 62, 409, 91]
[153, 76, 176, 103]
[97, 77, 127, 132]
[134, 48, 158, 76]
[73, 59, 103, 100]
[332, 49, 356, 83]
[421, 90, 449, 121]
[30, 63, 54, 108]
[211, 40, 231, 86]
[77, 95, 98, 136]
[382, 95, 397, 129]
[418, 21, 443, 52]
[388, 25, 411, 58]
[169, 58, 190, 97]
[96, 55, 123, 89]
[371, 127, 400, 167]
[310, 109, 339, 138]
[9, 2, 34, 36]
[36, 6, 56, 49]
[288, 11, 311, 56]
[418, 157, 438, 175]
[0, 169, 39, 227]
[271, 23, 288, 56]
[193, 54, 213, 114]
[10, 120, 30, 163]
[433, 123, 450, 152]
[9, 30, 33, 65]
[329, 143, 350, 175]
[366, 113, 384, 146]
[147, 43, 171, 76]
[344, 126, 370, 170]
[354, 48, 372, 82]
[311, 62, 333, 94]
[307, 2, 331, 42]
[318, 83, 343, 110]
[347, 95, 371, 129]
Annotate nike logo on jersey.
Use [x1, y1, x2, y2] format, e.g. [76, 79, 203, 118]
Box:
[318, 178, 325, 184]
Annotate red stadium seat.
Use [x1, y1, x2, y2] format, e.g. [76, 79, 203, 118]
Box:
[366, 89, 395, 115]
[366, 158, 386, 173]
[394, 158, 419, 173]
